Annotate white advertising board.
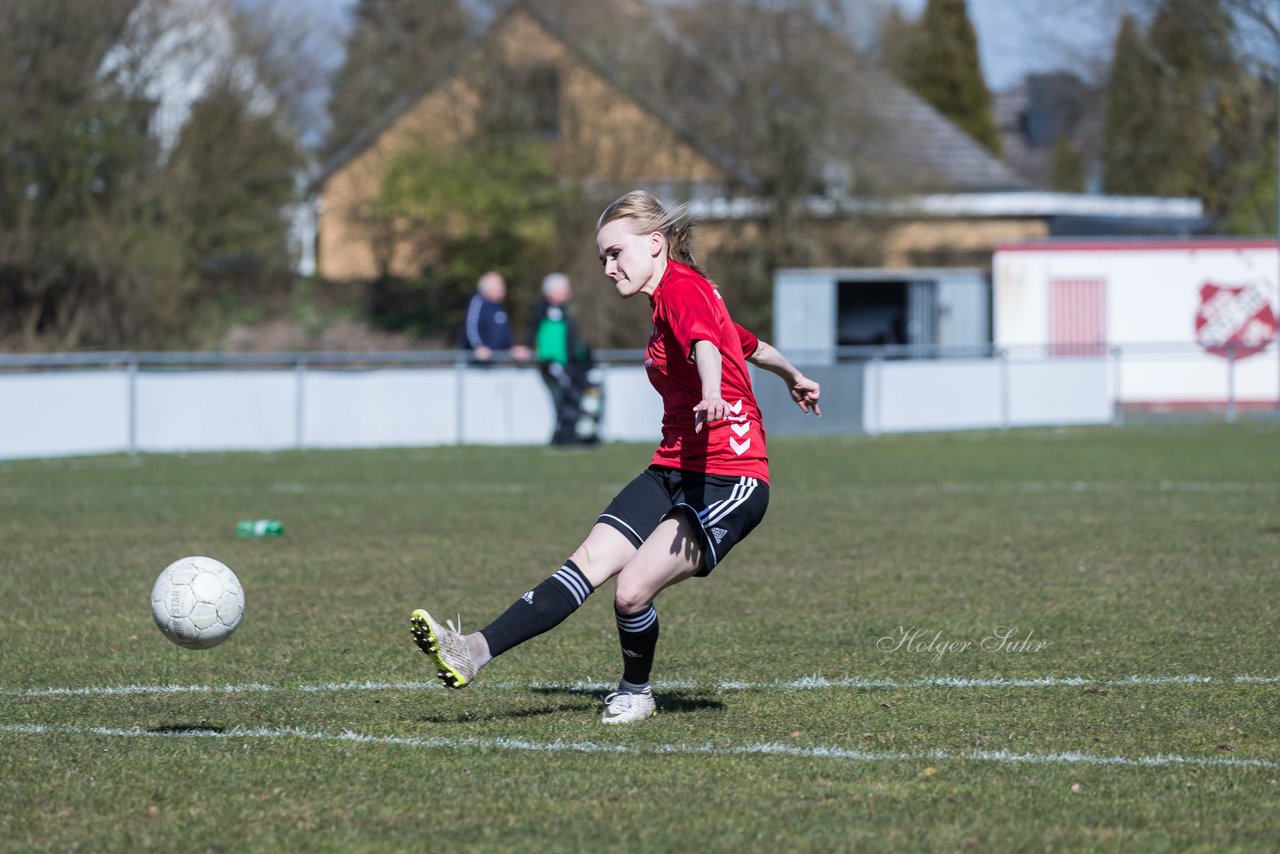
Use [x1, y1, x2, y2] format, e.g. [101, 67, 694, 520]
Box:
[994, 239, 1279, 406]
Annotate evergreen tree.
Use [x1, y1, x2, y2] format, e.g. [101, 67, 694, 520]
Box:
[1215, 71, 1278, 235]
[1145, 0, 1231, 200]
[1101, 15, 1158, 194]
[1102, 0, 1273, 232]
[878, 6, 920, 83]
[323, 0, 471, 158]
[899, 0, 1002, 155]
[166, 81, 302, 271]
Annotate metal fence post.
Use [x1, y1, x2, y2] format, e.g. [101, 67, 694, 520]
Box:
[455, 357, 466, 445]
[866, 351, 881, 436]
[999, 347, 1010, 429]
[1110, 345, 1123, 426]
[295, 355, 307, 450]
[127, 354, 139, 454]
[1226, 343, 1237, 424]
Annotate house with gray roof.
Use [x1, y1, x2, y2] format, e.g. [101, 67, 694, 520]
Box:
[309, 0, 1202, 282]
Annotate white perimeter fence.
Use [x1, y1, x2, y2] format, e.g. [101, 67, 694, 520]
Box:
[1, 343, 1276, 460]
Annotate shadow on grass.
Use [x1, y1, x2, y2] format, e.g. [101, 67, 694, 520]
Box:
[652, 693, 726, 715]
[413, 690, 727, 723]
[148, 723, 227, 734]
[530, 686, 727, 716]
[415, 700, 594, 724]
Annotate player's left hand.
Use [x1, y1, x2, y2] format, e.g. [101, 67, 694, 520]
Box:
[791, 377, 822, 416]
[693, 397, 728, 433]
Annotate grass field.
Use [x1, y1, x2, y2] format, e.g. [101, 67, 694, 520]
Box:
[2, 422, 1278, 851]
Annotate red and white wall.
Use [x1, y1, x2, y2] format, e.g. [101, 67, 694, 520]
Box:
[994, 239, 1280, 408]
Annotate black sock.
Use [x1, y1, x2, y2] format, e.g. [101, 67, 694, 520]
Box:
[479, 560, 593, 657]
[615, 604, 659, 687]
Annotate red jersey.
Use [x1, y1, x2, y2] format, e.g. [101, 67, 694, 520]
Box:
[644, 261, 769, 483]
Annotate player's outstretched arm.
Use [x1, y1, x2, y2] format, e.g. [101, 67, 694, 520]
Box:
[747, 340, 822, 416]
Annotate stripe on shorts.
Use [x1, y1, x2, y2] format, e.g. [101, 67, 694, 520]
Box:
[699, 477, 757, 527]
[598, 513, 644, 546]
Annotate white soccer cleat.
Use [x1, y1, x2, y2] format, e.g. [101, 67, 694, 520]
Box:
[600, 689, 656, 724]
[409, 608, 477, 689]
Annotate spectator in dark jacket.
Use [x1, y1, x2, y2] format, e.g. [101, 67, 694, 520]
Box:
[460, 271, 530, 362]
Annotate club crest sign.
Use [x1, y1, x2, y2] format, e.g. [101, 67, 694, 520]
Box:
[1193, 282, 1277, 360]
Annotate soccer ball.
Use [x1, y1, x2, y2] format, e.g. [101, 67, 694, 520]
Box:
[150, 556, 244, 649]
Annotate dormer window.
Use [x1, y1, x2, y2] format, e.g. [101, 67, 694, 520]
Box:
[481, 64, 561, 140]
[524, 65, 560, 139]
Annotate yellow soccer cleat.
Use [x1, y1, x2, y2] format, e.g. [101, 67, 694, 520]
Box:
[410, 608, 477, 689]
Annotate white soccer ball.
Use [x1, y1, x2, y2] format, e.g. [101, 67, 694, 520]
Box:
[150, 556, 244, 649]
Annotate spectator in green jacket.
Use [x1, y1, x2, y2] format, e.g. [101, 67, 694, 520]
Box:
[529, 272, 597, 445]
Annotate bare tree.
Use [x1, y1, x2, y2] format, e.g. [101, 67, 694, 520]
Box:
[225, 1, 347, 151]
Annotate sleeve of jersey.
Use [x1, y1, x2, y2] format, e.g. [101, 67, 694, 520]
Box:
[463, 296, 484, 349]
[735, 323, 759, 359]
[665, 278, 722, 362]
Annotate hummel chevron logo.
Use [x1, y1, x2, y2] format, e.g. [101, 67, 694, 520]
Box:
[731, 423, 750, 437]
[711, 527, 728, 544]
[729, 437, 751, 455]
[728, 400, 743, 414]
[521, 591, 534, 604]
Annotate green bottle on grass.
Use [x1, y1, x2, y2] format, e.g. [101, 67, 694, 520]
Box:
[237, 519, 284, 538]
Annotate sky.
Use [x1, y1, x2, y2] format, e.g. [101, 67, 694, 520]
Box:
[890, 0, 1118, 90]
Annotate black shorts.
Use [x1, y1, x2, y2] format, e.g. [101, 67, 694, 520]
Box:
[597, 465, 770, 575]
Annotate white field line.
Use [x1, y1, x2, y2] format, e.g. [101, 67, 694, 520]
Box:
[928, 481, 1280, 494]
[4, 674, 1278, 699]
[3, 480, 1278, 500]
[1, 723, 1273, 770]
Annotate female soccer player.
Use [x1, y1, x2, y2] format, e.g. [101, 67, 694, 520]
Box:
[411, 190, 821, 723]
